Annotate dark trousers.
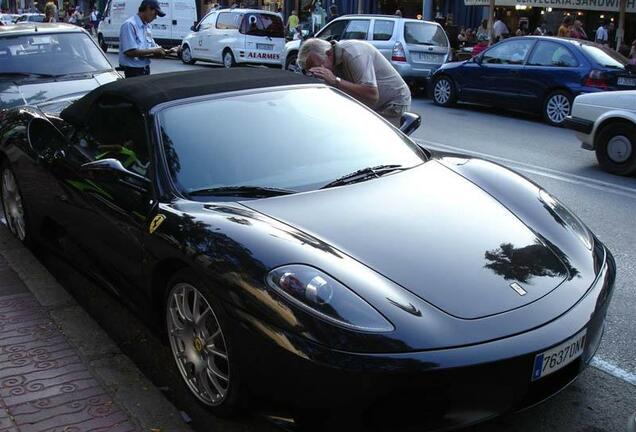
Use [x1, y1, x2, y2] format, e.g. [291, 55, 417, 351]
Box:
[121, 65, 150, 78]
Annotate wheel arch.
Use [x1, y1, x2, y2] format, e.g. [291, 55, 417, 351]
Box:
[150, 257, 191, 327]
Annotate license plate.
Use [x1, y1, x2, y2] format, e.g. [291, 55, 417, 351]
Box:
[417, 52, 441, 63]
[618, 77, 636, 86]
[256, 43, 273, 51]
[531, 329, 586, 381]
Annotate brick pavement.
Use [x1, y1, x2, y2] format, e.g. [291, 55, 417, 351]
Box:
[0, 255, 139, 432]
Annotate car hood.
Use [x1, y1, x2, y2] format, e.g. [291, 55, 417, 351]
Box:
[0, 71, 120, 111]
[575, 90, 636, 113]
[243, 160, 570, 320]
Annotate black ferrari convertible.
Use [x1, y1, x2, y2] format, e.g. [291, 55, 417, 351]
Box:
[0, 69, 615, 430]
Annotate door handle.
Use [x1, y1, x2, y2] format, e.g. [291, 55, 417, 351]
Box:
[108, 18, 110, 24]
[172, 19, 177, 25]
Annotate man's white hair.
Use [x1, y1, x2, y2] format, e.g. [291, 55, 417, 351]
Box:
[297, 38, 331, 70]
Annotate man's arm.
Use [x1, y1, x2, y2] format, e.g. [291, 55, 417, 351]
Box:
[119, 21, 165, 58]
[309, 66, 379, 106]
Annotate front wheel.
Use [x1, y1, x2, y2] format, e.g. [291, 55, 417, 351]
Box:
[285, 51, 300, 73]
[98, 34, 108, 52]
[223, 50, 236, 68]
[165, 270, 243, 416]
[432, 76, 457, 107]
[543, 90, 572, 126]
[181, 45, 196, 65]
[595, 122, 636, 176]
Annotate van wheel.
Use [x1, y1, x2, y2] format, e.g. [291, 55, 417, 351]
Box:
[181, 45, 196, 65]
[223, 50, 236, 68]
[98, 34, 108, 53]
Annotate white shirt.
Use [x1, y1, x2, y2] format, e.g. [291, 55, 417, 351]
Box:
[595, 26, 608, 42]
[493, 19, 509, 37]
[90, 11, 97, 21]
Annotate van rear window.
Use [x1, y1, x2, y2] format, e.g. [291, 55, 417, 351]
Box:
[404, 22, 448, 47]
[240, 13, 284, 38]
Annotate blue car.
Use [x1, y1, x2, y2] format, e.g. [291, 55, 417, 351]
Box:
[431, 36, 636, 126]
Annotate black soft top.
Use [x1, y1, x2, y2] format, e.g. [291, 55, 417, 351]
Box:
[60, 68, 318, 125]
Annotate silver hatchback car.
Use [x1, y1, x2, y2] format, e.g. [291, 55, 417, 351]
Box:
[281, 15, 451, 87]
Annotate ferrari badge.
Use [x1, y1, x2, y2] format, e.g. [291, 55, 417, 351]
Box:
[149, 214, 166, 234]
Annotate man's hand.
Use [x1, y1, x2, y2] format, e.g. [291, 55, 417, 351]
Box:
[309, 66, 337, 86]
[166, 46, 179, 55]
[152, 47, 167, 57]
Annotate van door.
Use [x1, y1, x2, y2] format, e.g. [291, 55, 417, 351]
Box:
[150, 1, 172, 45]
[240, 12, 285, 66]
[170, 0, 197, 42]
[195, 12, 217, 60]
[103, 0, 127, 44]
[212, 11, 241, 63]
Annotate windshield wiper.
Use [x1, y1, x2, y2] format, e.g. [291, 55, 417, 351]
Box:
[0, 72, 58, 78]
[321, 164, 408, 189]
[188, 185, 297, 197]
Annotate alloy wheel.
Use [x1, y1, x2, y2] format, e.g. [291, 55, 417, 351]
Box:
[223, 52, 233, 68]
[167, 283, 230, 406]
[182, 46, 192, 63]
[606, 135, 632, 163]
[1, 168, 26, 241]
[546, 94, 570, 124]
[434, 79, 451, 104]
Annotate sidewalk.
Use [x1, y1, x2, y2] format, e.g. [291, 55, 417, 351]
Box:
[0, 224, 192, 432]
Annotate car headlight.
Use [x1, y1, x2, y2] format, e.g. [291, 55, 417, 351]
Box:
[266, 265, 394, 333]
[539, 189, 592, 250]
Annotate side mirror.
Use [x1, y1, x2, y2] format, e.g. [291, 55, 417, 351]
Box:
[400, 112, 421, 136]
[190, 24, 197, 31]
[473, 54, 483, 65]
[80, 158, 150, 191]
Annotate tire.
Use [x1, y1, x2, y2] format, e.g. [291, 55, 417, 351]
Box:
[285, 51, 300, 73]
[222, 50, 236, 69]
[98, 34, 108, 53]
[181, 45, 196, 65]
[595, 121, 636, 176]
[165, 269, 243, 417]
[1, 160, 33, 246]
[432, 76, 457, 107]
[543, 90, 572, 127]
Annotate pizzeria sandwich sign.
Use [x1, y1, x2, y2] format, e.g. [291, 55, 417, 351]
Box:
[463, 0, 636, 12]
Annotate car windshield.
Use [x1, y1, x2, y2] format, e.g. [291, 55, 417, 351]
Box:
[158, 87, 425, 196]
[0, 32, 113, 77]
[404, 22, 448, 47]
[581, 44, 627, 69]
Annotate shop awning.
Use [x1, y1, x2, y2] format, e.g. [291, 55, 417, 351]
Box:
[463, 0, 636, 13]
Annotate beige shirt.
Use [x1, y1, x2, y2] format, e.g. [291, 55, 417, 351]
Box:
[333, 40, 411, 110]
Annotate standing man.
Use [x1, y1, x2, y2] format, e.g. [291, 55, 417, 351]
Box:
[90, 6, 98, 35]
[286, 9, 298, 39]
[297, 39, 411, 126]
[595, 19, 609, 47]
[493, 14, 509, 42]
[119, 0, 176, 78]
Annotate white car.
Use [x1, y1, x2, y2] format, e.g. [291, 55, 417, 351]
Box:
[565, 90, 636, 176]
[0, 14, 20, 25]
[180, 8, 284, 68]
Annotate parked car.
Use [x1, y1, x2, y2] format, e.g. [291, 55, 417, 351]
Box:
[98, 0, 197, 51]
[0, 68, 615, 430]
[565, 90, 636, 176]
[14, 13, 45, 24]
[431, 36, 636, 126]
[0, 14, 20, 25]
[0, 24, 120, 113]
[281, 15, 451, 88]
[180, 8, 284, 67]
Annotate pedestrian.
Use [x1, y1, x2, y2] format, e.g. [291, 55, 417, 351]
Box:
[515, 21, 528, 36]
[297, 39, 411, 126]
[476, 19, 488, 40]
[630, 40, 636, 65]
[90, 6, 99, 35]
[595, 19, 609, 47]
[326, 4, 337, 23]
[533, 21, 547, 36]
[44, 0, 56, 22]
[558, 15, 573, 37]
[394, 8, 402, 17]
[118, 0, 176, 78]
[493, 14, 509, 42]
[286, 9, 298, 38]
[570, 20, 587, 40]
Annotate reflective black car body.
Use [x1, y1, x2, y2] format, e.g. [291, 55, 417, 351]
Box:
[0, 69, 615, 430]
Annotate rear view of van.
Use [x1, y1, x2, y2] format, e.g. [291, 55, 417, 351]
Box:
[98, 0, 197, 51]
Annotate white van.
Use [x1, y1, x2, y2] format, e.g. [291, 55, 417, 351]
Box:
[179, 9, 284, 68]
[97, 0, 197, 51]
